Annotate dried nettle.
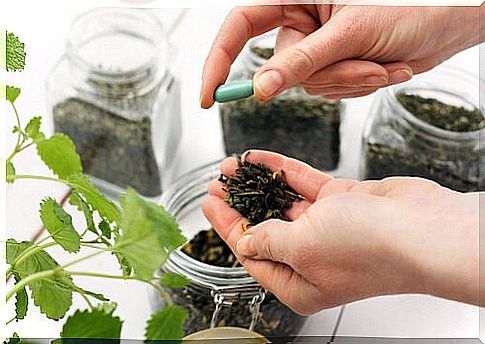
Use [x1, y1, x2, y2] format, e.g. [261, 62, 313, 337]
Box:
[3, 32, 188, 343]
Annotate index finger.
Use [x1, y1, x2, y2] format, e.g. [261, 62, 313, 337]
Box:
[200, 6, 283, 109]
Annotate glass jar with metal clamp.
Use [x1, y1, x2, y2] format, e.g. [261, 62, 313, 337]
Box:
[154, 161, 307, 337]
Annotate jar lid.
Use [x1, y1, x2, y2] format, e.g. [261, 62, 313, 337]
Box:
[183, 327, 269, 343]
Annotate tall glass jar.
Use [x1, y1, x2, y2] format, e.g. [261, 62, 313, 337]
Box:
[154, 162, 307, 338]
[220, 31, 343, 172]
[46, 8, 182, 198]
[361, 65, 484, 192]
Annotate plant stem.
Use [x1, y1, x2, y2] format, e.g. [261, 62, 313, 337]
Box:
[8, 241, 58, 275]
[61, 251, 106, 269]
[6, 316, 17, 325]
[69, 271, 173, 306]
[6, 270, 56, 301]
[12, 174, 68, 184]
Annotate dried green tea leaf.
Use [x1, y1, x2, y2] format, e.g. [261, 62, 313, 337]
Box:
[397, 93, 485, 132]
[144, 305, 187, 342]
[69, 191, 97, 236]
[160, 272, 190, 289]
[67, 173, 121, 224]
[24, 116, 44, 140]
[60, 309, 123, 342]
[6, 239, 73, 320]
[6, 161, 15, 184]
[6, 32, 26, 72]
[6, 85, 20, 103]
[13, 272, 28, 321]
[36, 133, 83, 179]
[114, 189, 185, 280]
[221, 158, 304, 225]
[40, 198, 81, 253]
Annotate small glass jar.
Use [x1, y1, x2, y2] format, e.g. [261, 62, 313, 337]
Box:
[361, 65, 484, 192]
[46, 8, 182, 198]
[154, 162, 307, 338]
[220, 31, 343, 172]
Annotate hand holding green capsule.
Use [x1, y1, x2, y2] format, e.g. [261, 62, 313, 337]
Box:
[213, 80, 254, 103]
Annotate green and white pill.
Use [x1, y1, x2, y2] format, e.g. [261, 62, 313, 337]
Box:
[214, 80, 254, 103]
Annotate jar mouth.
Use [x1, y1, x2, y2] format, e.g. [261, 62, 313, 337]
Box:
[385, 65, 485, 142]
[160, 160, 256, 289]
[66, 8, 166, 89]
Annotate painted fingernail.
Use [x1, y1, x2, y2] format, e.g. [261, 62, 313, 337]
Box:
[255, 70, 283, 98]
[237, 235, 256, 256]
[389, 69, 413, 84]
[361, 75, 388, 86]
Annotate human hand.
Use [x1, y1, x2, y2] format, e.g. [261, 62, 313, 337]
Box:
[202, 150, 479, 315]
[200, 4, 480, 107]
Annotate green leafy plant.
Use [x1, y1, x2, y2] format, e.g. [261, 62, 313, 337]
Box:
[3, 31, 188, 343]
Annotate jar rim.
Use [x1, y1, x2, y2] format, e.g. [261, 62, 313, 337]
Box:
[160, 160, 257, 290]
[384, 64, 485, 142]
[66, 8, 166, 85]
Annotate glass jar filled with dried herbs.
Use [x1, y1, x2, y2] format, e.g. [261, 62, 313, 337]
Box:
[154, 162, 307, 338]
[46, 8, 182, 197]
[220, 31, 343, 171]
[361, 65, 484, 192]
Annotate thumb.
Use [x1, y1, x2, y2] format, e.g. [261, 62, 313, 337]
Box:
[253, 18, 363, 100]
[236, 219, 299, 262]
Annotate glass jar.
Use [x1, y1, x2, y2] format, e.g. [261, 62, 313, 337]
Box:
[46, 8, 182, 198]
[361, 65, 484, 192]
[154, 162, 307, 338]
[220, 31, 343, 172]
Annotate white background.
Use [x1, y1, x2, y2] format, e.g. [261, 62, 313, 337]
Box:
[1, 0, 482, 341]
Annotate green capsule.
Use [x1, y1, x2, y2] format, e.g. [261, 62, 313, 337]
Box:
[214, 80, 254, 103]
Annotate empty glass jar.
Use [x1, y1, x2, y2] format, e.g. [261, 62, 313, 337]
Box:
[219, 31, 343, 172]
[154, 162, 307, 338]
[361, 65, 484, 192]
[46, 8, 182, 198]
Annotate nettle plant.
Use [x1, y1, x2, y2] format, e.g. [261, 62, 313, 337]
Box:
[3, 32, 190, 343]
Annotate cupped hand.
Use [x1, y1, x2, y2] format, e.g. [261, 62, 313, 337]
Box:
[200, 4, 480, 107]
[202, 150, 479, 315]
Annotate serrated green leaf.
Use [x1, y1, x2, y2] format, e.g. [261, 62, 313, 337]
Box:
[40, 198, 81, 253]
[7, 239, 73, 320]
[6, 161, 15, 184]
[60, 309, 123, 342]
[114, 189, 185, 280]
[113, 251, 133, 276]
[25, 116, 44, 140]
[13, 272, 28, 320]
[160, 272, 190, 289]
[6, 32, 26, 72]
[6, 85, 20, 103]
[98, 219, 112, 240]
[144, 305, 187, 342]
[36, 133, 82, 179]
[3, 333, 21, 344]
[69, 191, 97, 236]
[67, 173, 121, 224]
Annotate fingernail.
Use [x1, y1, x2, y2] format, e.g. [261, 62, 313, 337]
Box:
[255, 70, 283, 98]
[361, 75, 388, 86]
[237, 235, 256, 256]
[389, 69, 413, 84]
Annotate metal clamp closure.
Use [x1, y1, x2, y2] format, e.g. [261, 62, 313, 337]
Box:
[210, 287, 266, 330]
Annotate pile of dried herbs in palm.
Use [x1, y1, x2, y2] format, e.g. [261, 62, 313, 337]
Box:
[363, 93, 485, 192]
[220, 157, 304, 227]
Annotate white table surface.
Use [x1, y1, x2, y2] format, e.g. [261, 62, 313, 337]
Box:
[2, 1, 482, 341]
